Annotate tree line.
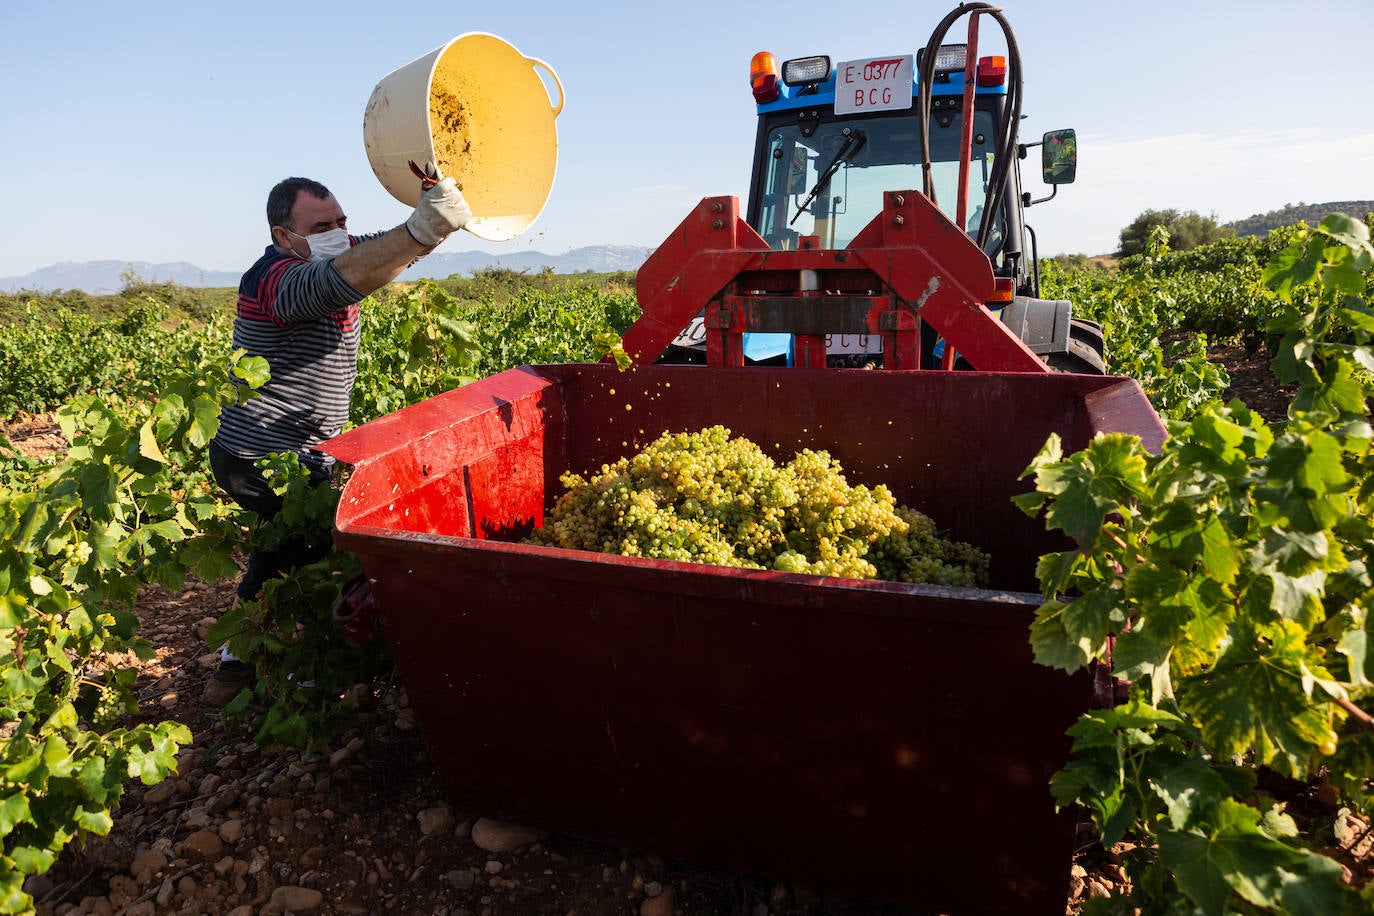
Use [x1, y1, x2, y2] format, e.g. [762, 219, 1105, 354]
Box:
[1114, 201, 1374, 258]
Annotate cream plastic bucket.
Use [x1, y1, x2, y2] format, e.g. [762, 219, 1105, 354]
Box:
[363, 33, 564, 241]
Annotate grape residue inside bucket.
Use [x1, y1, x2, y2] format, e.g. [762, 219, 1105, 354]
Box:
[429, 86, 470, 183]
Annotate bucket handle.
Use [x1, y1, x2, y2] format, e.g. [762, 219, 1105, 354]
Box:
[527, 56, 565, 117]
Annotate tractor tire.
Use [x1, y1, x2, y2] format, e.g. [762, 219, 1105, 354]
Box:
[1045, 319, 1107, 374]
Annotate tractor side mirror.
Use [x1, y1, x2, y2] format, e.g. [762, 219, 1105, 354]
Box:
[1041, 129, 1077, 185]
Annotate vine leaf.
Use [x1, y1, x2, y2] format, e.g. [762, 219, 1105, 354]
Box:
[1159, 799, 1344, 916]
[1185, 624, 1337, 774]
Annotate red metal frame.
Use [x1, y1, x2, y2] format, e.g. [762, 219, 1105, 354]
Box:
[955, 12, 981, 232]
[621, 191, 1047, 373]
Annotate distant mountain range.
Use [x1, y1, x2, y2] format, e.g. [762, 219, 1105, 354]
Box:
[0, 245, 653, 294]
[10, 199, 1372, 295]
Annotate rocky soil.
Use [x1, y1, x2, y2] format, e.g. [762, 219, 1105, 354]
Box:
[0, 341, 1349, 916]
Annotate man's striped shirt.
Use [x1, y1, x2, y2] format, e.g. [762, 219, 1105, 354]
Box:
[214, 244, 364, 474]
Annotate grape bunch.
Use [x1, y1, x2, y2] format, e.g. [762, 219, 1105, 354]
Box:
[90, 683, 131, 729]
[526, 426, 989, 587]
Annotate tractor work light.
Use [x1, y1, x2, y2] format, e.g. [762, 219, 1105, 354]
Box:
[977, 55, 1007, 86]
[750, 51, 781, 103]
[781, 55, 831, 87]
[917, 43, 967, 74]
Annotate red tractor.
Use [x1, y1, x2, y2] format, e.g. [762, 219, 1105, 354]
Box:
[625, 2, 1105, 376]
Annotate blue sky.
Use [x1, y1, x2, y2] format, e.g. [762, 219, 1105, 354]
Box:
[2, 0, 1371, 278]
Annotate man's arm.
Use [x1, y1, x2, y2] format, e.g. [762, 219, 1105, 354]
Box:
[331, 225, 429, 297]
[333, 177, 472, 296]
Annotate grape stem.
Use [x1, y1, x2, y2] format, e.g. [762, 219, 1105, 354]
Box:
[1335, 696, 1374, 732]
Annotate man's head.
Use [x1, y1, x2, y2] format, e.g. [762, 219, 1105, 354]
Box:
[267, 177, 348, 259]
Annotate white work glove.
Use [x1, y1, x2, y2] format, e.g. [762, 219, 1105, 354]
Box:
[405, 176, 471, 247]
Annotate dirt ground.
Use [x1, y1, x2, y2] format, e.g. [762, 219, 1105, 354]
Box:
[0, 343, 1345, 916]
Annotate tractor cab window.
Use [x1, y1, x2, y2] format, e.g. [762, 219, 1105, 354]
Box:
[755, 108, 1003, 256]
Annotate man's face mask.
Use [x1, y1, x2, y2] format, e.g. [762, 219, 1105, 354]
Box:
[288, 227, 350, 260]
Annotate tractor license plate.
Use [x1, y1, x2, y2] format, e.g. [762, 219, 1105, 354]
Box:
[825, 333, 883, 355]
[671, 316, 707, 348]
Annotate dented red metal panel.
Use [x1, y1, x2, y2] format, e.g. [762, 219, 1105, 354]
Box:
[319, 364, 1165, 915]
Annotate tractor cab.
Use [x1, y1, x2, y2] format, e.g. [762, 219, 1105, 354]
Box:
[664, 39, 1104, 373]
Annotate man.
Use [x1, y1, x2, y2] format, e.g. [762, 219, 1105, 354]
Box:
[204, 174, 470, 705]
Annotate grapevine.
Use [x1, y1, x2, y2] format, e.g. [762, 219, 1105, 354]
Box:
[1019, 214, 1374, 913]
[527, 426, 989, 587]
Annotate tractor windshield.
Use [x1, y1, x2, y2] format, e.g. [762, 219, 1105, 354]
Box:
[755, 108, 1003, 252]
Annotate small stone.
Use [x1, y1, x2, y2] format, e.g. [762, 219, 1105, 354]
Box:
[446, 869, 476, 891]
[78, 897, 113, 916]
[328, 737, 366, 766]
[124, 902, 155, 916]
[158, 692, 179, 709]
[219, 819, 244, 843]
[470, 819, 545, 853]
[270, 886, 324, 910]
[207, 787, 240, 815]
[751, 904, 769, 916]
[155, 878, 174, 906]
[644, 881, 664, 897]
[641, 887, 675, 916]
[215, 856, 236, 876]
[143, 780, 177, 804]
[129, 849, 168, 877]
[182, 829, 224, 858]
[484, 860, 503, 875]
[108, 875, 138, 903]
[227, 905, 252, 916]
[22, 875, 54, 899]
[417, 806, 455, 837]
[1086, 879, 1111, 899]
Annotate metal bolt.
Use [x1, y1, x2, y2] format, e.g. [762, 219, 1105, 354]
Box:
[711, 201, 724, 213]
[893, 215, 905, 227]
[712, 219, 724, 229]
[892, 194, 905, 207]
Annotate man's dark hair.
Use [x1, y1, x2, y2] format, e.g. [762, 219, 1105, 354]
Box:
[266, 177, 332, 233]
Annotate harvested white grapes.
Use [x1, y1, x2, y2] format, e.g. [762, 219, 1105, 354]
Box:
[526, 426, 989, 587]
